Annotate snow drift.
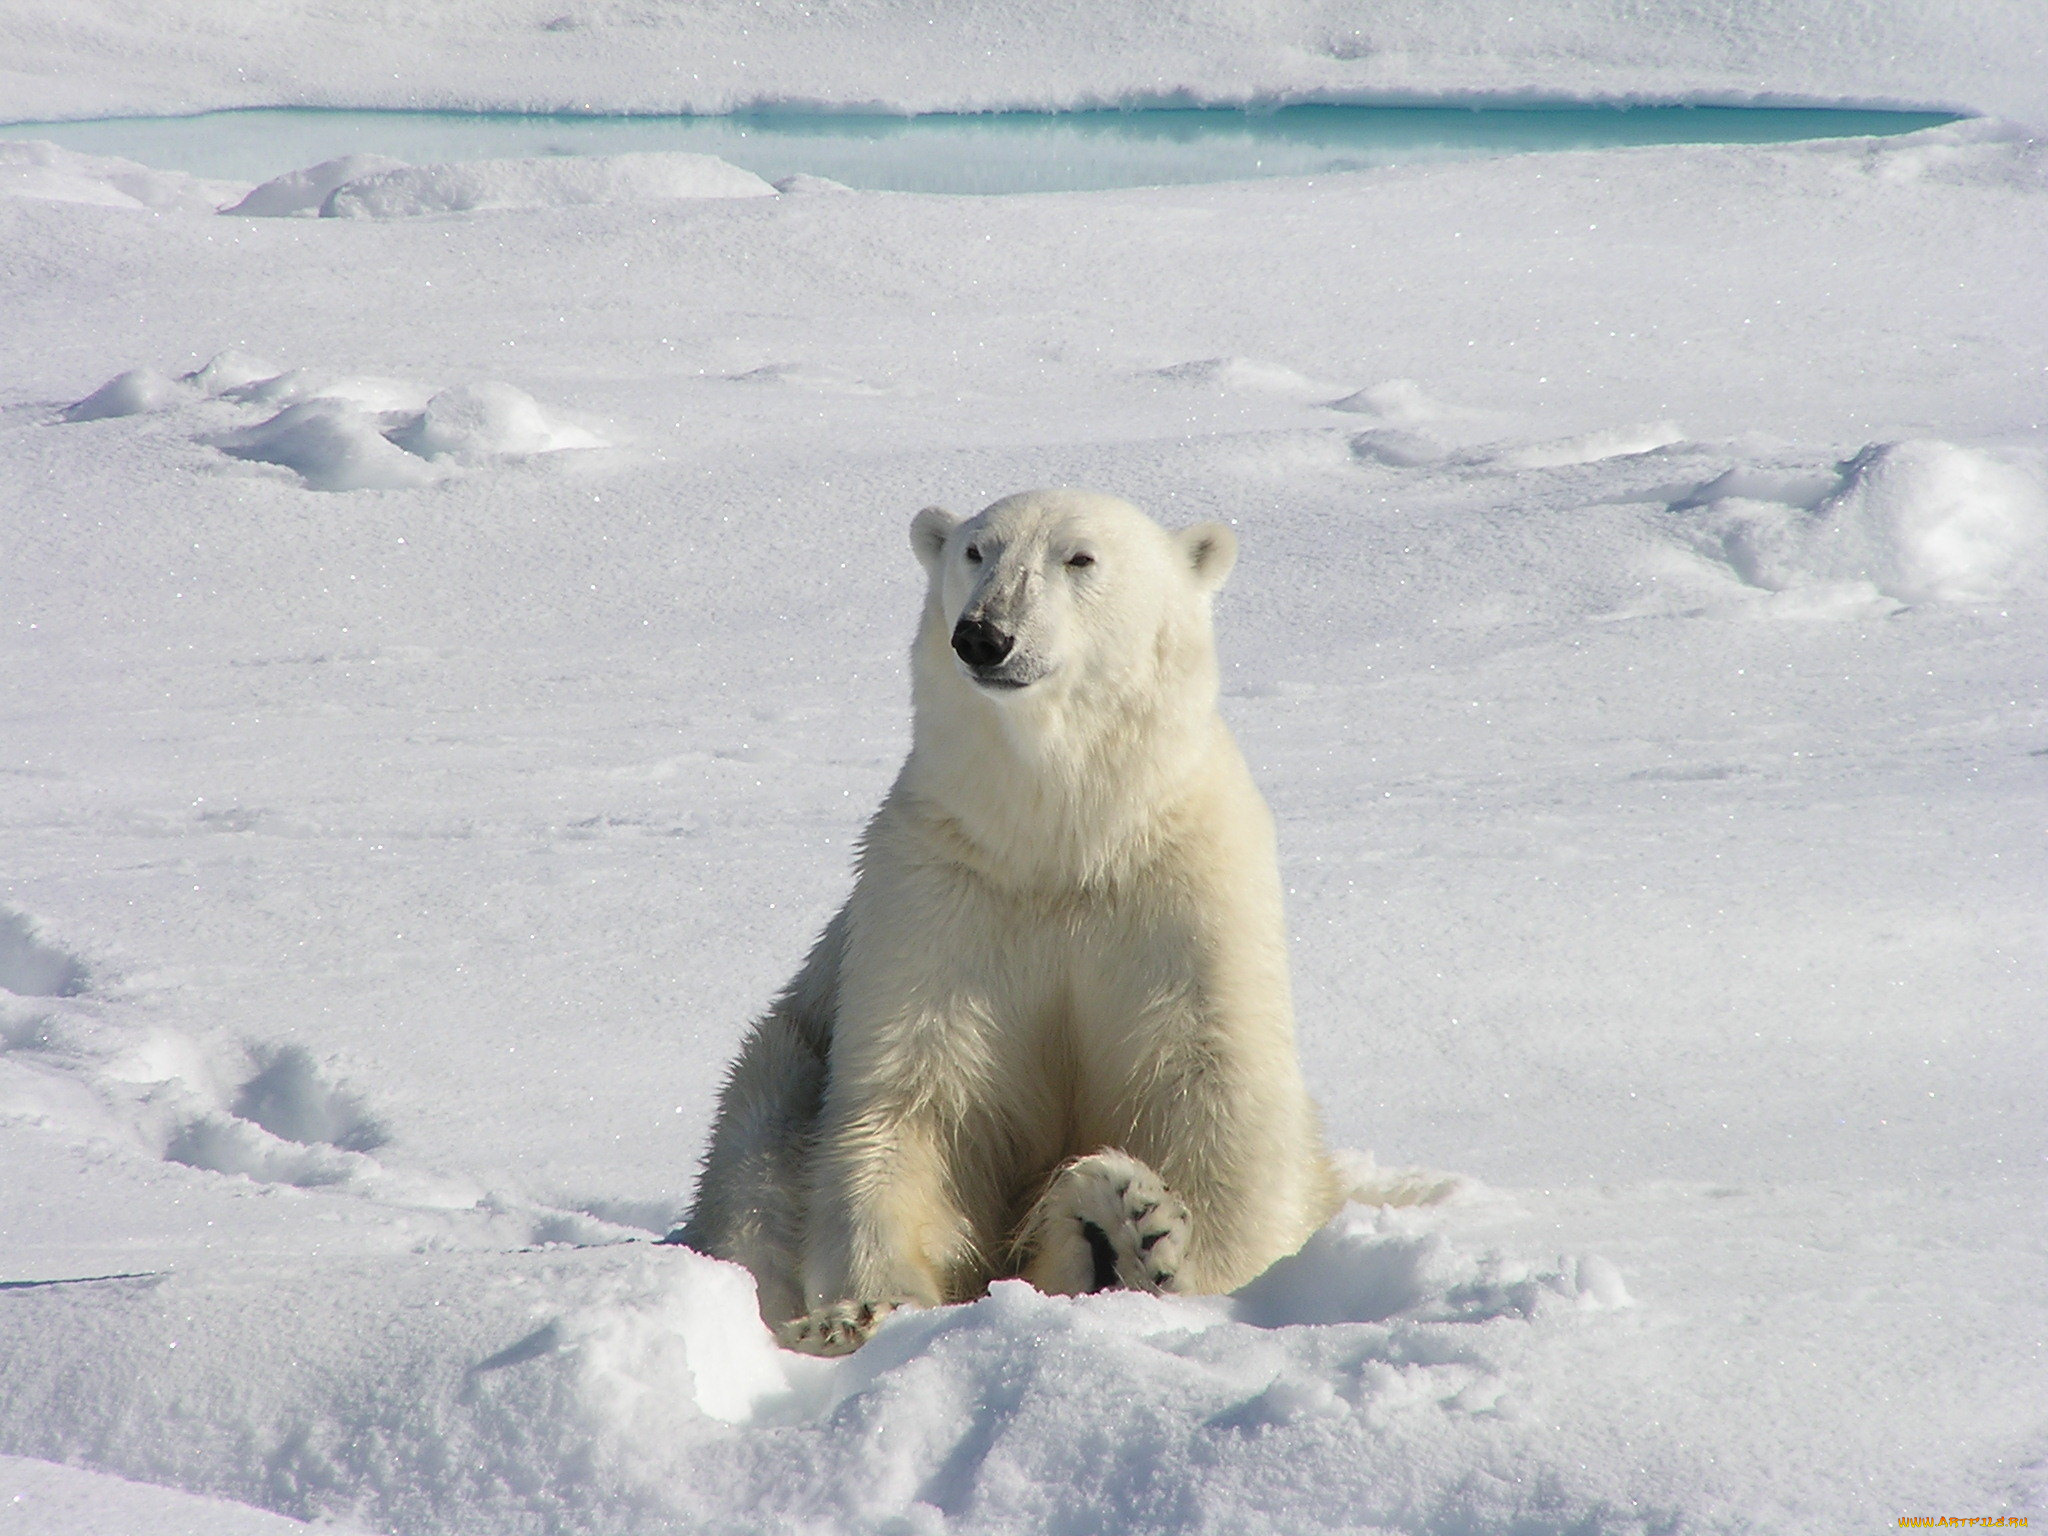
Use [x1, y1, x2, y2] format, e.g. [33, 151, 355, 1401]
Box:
[0, 139, 241, 214]
[1675, 439, 2048, 603]
[220, 153, 408, 217]
[0, 1207, 1640, 1536]
[60, 355, 607, 490]
[3, 0, 2048, 126]
[311, 153, 775, 218]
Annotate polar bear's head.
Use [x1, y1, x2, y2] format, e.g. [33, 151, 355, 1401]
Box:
[909, 489, 1237, 704]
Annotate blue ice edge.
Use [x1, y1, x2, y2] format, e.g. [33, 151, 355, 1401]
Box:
[0, 100, 1965, 194]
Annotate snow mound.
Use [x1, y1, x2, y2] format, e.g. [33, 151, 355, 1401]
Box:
[0, 1215, 1631, 1535]
[2, 994, 398, 1195]
[59, 366, 187, 423]
[0, 141, 247, 215]
[215, 401, 445, 491]
[59, 357, 606, 489]
[0, 985, 651, 1249]
[316, 152, 775, 218]
[163, 1106, 383, 1188]
[1675, 439, 2048, 603]
[61, 351, 285, 420]
[215, 381, 604, 489]
[221, 153, 411, 217]
[0, 910, 87, 999]
[387, 381, 605, 463]
[773, 172, 855, 195]
[1231, 1206, 1629, 1328]
[184, 349, 283, 394]
[1327, 384, 1681, 472]
[219, 367, 430, 413]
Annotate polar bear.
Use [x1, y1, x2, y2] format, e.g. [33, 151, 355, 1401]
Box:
[672, 488, 1344, 1354]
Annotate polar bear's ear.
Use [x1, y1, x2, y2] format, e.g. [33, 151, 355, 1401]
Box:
[1177, 521, 1238, 592]
[911, 504, 961, 573]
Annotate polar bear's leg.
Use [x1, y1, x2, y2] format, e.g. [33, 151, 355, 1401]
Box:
[668, 1010, 824, 1328]
[780, 1105, 979, 1354]
[671, 915, 843, 1330]
[778, 870, 1030, 1354]
[1127, 1069, 1345, 1295]
[1017, 1150, 1192, 1296]
[1066, 877, 1349, 1296]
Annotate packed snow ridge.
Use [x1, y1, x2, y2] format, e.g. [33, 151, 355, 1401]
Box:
[0, 935, 629, 1227]
[0, 1199, 1638, 1536]
[59, 336, 2048, 595]
[1669, 439, 2048, 606]
[63, 353, 607, 491]
[223, 151, 776, 218]
[1159, 365, 2048, 607]
[2, 141, 777, 220]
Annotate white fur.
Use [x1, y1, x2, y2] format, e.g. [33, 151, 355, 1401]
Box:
[677, 489, 1343, 1354]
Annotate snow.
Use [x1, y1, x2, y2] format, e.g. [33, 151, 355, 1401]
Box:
[56, 355, 611, 492]
[0, 139, 243, 214]
[2, 13, 2047, 1532]
[3, 0, 2048, 129]
[0, 1454, 338, 1536]
[221, 155, 412, 218]
[310, 153, 776, 218]
[1675, 440, 2048, 605]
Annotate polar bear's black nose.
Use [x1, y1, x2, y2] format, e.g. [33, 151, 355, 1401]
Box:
[951, 617, 1014, 669]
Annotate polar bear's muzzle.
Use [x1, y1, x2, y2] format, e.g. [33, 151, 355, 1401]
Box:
[951, 615, 1047, 690]
[952, 615, 1013, 670]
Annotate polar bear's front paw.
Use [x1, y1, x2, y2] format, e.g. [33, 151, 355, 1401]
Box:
[1022, 1149, 1191, 1297]
[776, 1298, 897, 1356]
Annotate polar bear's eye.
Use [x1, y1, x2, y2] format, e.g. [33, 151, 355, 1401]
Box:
[1066, 552, 1095, 569]
[964, 544, 983, 564]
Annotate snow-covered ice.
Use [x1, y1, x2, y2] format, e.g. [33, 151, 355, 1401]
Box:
[2, 5, 2046, 1531]
[4, 0, 2048, 128]
[308, 153, 777, 219]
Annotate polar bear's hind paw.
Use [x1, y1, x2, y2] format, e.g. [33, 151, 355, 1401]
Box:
[777, 1298, 897, 1356]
